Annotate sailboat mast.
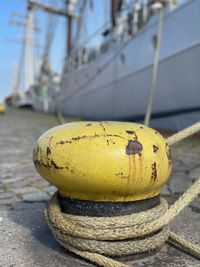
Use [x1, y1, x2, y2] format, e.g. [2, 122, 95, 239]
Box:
[66, 0, 77, 61]
[111, 0, 122, 27]
[75, 0, 87, 50]
[24, 3, 35, 92]
[67, 16, 72, 59]
[111, 0, 118, 27]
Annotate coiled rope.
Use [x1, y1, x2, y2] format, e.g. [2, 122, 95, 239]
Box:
[45, 121, 200, 267]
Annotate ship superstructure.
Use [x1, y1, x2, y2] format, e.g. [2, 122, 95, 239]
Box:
[31, 0, 200, 130]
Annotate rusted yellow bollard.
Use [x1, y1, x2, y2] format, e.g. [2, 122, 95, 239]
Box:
[33, 121, 200, 267]
[33, 121, 172, 215]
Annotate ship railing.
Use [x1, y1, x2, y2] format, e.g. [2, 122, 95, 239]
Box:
[65, 0, 178, 72]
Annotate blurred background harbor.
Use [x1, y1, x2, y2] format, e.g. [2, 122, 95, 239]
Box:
[0, 1, 200, 266]
[1, 0, 200, 130]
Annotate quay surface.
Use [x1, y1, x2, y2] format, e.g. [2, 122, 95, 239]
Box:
[0, 108, 200, 267]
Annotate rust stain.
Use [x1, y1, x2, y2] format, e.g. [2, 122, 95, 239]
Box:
[115, 172, 129, 179]
[33, 145, 69, 171]
[34, 159, 68, 170]
[57, 135, 97, 144]
[34, 159, 49, 169]
[56, 133, 127, 145]
[153, 145, 159, 153]
[128, 157, 132, 185]
[99, 123, 106, 131]
[59, 140, 68, 144]
[151, 162, 157, 181]
[73, 135, 87, 141]
[116, 172, 123, 176]
[123, 155, 136, 200]
[126, 130, 135, 134]
[126, 140, 143, 156]
[50, 160, 62, 169]
[131, 156, 136, 180]
[46, 147, 51, 156]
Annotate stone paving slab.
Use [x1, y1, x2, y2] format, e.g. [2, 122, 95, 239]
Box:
[0, 203, 92, 267]
[0, 202, 200, 267]
[21, 192, 50, 202]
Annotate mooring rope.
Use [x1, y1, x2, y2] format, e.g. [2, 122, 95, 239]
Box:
[144, 6, 164, 126]
[44, 121, 200, 267]
[56, 109, 66, 125]
[166, 121, 200, 145]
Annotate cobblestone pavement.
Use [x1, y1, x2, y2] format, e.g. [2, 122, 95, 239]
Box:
[0, 108, 200, 267]
[0, 108, 76, 209]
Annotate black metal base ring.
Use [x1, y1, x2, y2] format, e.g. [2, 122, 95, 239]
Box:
[59, 194, 160, 217]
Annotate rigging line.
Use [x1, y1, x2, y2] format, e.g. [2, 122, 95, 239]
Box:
[59, 1, 172, 73]
[74, 0, 87, 52]
[144, 7, 164, 126]
[56, 108, 66, 124]
[70, 19, 112, 57]
[69, 2, 133, 57]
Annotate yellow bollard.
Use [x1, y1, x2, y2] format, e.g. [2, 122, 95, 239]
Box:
[33, 121, 171, 215]
[33, 121, 200, 267]
[0, 103, 6, 114]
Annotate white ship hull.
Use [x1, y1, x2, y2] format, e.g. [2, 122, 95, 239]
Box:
[33, 0, 200, 130]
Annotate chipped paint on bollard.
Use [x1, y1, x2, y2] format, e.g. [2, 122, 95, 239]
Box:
[33, 121, 172, 215]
